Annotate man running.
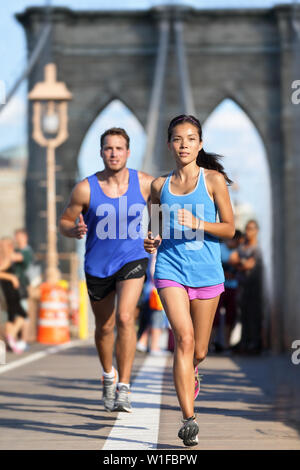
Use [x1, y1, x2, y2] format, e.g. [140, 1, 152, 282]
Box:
[59, 127, 153, 412]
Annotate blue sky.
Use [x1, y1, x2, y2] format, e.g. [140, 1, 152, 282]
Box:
[0, 0, 291, 289]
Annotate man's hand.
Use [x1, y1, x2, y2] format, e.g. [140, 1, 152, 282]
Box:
[59, 179, 90, 239]
[144, 231, 161, 254]
[72, 214, 88, 239]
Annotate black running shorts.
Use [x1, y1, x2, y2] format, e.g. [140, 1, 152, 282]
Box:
[85, 257, 149, 302]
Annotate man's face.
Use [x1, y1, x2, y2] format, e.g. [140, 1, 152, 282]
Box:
[100, 134, 130, 172]
[15, 231, 27, 249]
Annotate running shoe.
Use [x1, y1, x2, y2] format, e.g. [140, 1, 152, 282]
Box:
[136, 342, 147, 352]
[16, 340, 29, 352]
[178, 416, 199, 447]
[102, 367, 118, 411]
[113, 385, 132, 412]
[6, 335, 23, 354]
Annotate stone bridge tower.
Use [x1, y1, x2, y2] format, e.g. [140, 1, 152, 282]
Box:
[17, 4, 300, 351]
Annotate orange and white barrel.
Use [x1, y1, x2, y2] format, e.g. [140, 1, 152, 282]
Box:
[37, 282, 70, 344]
[69, 287, 79, 327]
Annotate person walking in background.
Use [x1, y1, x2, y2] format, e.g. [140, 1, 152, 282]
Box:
[0, 239, 28, 353]
[60, 127, 153, 413]
[211, 230, 243, 352]
[136, 253, 169, 356]
[230, 219, 264, 355]
[10, 229, 34, 351]
[144, 114, 235, 446]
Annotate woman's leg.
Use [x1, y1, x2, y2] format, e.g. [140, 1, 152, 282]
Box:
[190, 295, 221, 367]
[158, 287, 195, 419]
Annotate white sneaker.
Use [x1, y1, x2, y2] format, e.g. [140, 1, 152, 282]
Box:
[6, 335, 23, 354]
[16, 341, 29, 352]
[136, 342, 147, 352]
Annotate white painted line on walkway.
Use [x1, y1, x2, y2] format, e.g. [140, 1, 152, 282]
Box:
[0, 338, 93, 375]
[103, 354, 168, 450]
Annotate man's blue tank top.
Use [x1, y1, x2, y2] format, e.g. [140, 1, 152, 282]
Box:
[83, 168, 149, 278]
[154, 167, 225, 287]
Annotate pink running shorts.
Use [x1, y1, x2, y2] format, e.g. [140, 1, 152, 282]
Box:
[154, 279, 224, 300]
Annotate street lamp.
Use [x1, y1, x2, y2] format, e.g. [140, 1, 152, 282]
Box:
[28, 63, 72, 285]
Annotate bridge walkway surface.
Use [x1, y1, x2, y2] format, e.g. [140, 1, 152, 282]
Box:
[0, 339, 299, 450]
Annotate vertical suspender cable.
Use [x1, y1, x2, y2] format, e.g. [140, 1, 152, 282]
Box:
[142, 17, 170, 174]
[174, 18, 195, 116]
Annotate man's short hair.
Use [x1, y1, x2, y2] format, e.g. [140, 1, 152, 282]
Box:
[100, 127, 130, 149]
[15, 228, 27, 236]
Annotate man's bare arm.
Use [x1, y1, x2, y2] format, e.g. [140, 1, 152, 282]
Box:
[138, 171, 155, 216]
[59, 179, 90, 239]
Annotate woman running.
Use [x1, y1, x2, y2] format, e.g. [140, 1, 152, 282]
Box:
[144, 114, 235, 446]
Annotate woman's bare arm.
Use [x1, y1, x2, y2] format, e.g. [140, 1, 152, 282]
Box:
[144, 177, 166, 253]
[177, 171, 235, 239]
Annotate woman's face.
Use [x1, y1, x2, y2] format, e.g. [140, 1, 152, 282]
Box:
[245, 222, 258, 241]
[168, 122, 202, 165]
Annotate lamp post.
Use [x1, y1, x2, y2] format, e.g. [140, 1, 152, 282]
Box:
[28, 63, 72, 285]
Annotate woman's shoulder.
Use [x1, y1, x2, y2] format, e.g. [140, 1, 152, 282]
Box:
[202, 169, 227, 199]
[204, 168, 225, 183]
[151, 174, 170, 203]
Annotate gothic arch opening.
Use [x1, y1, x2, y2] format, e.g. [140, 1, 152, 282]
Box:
[202, 97, 273, 305]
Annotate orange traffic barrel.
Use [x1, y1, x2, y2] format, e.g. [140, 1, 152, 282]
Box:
[37, 282, 70, 344]
[69, 287, 79, 327]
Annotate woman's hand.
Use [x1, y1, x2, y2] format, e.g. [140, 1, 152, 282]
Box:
[177, 209, 202, 230]
[240, 257, 256, 271]
[144, 231, 162, 254]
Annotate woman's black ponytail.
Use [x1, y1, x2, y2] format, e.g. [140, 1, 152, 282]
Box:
[168, 114, 233, 185]
[196, 148, 233, 185]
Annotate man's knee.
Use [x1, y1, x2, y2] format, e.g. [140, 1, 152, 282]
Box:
[117, 311, 135, 329]
[95, 319, 115, 338]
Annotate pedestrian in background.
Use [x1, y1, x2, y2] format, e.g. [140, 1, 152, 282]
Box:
[211, 229, 243, 352]
[10, 229, 34, 350]
[0, 238, 28, 353]
[231, 219, 264, 354]
[136, 253, 169, 356]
